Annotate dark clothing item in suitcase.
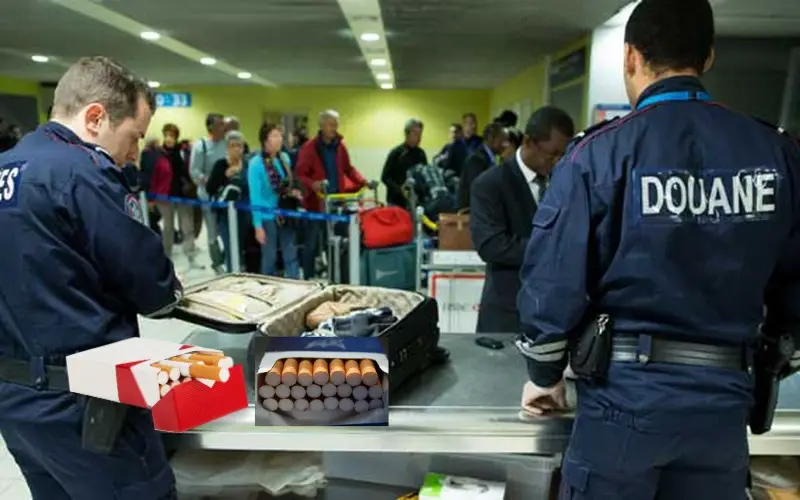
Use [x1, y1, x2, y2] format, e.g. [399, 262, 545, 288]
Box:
[361, 244, 417, 291]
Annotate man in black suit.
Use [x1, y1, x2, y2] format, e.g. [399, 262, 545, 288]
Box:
[457, 122, 508, 210]
[470, 107, 575, 333]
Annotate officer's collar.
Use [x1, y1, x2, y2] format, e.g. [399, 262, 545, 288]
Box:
[635, 76, 707, 109]
[43, 121, 116, 165]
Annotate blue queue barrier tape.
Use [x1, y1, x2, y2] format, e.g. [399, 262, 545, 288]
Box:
[146, 193, 351, 223]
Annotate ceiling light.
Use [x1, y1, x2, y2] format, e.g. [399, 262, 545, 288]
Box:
[140, 31, 161, 41]
[200, 57, 217, 66]
[370, 58, 387, 67]
[147, 81, 161, 88]
[376, 73, 391, 81]
[360, 33, 380, 42]
[380, 83, 394, 90]
[31, 55, 49, 63]
[237, 72, 252, 80]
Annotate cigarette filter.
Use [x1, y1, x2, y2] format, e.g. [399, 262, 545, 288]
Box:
[360, 359, 379, 387]
[329, 359, 345, 385]
[179, 352, 234, 368]
[151, 363, 180, 383]
[180, 377, 192, 384]
[262, 398, 279, 412]
[170, 379, 182, 387]
[187, 364, 230, 382]
[156, 371, 168, 385]
[278, 398, 295, 412]
[321, 383, 337, 398]
[354, 399, 370, 413]
[275, 384, 291, 399]
[309, 399, 325, 412]
[312, 359, 329, 385]
[369, 398, 383, 410]
[159, 384, 171, 397]
[159, 359, 201, 378]
[306, 384, 322, 399]
[258, 385, 275, 399]
[294, 399, 309, 412]
[323, 397, 339, 411]
[352, 385, 368, 401]
[338, 397, 355, 412]
[336, 384, 352, 398]
[344, 360, 362, 387]
[266, 359, 283, 386]
[368, 385, 384, 400]
[297, 360, 313, 387]
[281, 358, 298, 386]
[291, 385, 307, 400]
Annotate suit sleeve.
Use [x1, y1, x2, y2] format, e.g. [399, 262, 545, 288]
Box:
[516, 159, 592, 387]
[71, 172, 181, 317]
[469, 172, 527, 266]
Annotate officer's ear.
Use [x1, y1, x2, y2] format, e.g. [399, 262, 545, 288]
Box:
[623, 42, 637, 79]
[84, 103, 107, 136]
[703, 48, 715, 74]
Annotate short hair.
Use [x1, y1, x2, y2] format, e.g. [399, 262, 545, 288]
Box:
[624, 0, 715, 74]
[258, 122, 282, 146]
[495, 110, 518, 128]
[462, 112, 477, 122]
[483, 122, 506, 141]
[162, 123, 180, 138]
[524, 106, 575, 142]
[404, 118, 423, 134]
[205, 113, 223, 130]
[319, 109, 340, 125]
[224, 130, 244, 144]
[52, 56, 155, 123]
[224, 116, 239, 124]
[450, 123, 463, 133]
[507, 129, 523, 149]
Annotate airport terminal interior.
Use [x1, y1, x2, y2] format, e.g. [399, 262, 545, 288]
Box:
[2, 0, 800, 498]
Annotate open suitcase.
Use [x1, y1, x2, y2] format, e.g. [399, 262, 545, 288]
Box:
[170, 273, 441, 391]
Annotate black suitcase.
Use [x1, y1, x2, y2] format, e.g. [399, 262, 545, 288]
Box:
[170, 274, 440, 390]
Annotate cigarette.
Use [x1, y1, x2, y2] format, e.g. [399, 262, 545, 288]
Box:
[187, 363, 230, 382]
[360, 359, 379, 387]
[275, 384, 291, 399]
[262, 398, 279, 411]
[170, 379, 181, 387]
[180, 377, 192, 384]
[177, 352, 233, 368]
[368, 385, 384, 400]
[266, 360, 283, 386]
[160, 384, 171, 397]
[306, 384, 322, 399]
[309, 399, 325, 412]
[151, 363, 180, 383]
[291, 385, 307, 400]
[313, 359, 329, 385]
[278, 398, 295, 412]
[336, 384, 352, 398]
[354, 400, 370, 413]
[352, 385, 368, 401]
[345, 360, 362, 387]
[258, 385, 275, 399]
[382, 375, 389, 392]
[281, 358, 298, 386]
[321, 383, 337, 398]
[158, 359, 201, 377]
[323, 397, 339, 411]
[329, 359, 345, 385]
[338, 398, 354, 412]
[369, 398, 383, 410]
[297, 360, 313, 387]
[294, 399, 309, 412]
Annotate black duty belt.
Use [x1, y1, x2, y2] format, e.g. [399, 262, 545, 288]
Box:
[611, 335, 747, 372]
[0, 357, 71, 390]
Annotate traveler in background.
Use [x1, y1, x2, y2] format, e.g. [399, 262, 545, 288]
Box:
[501, 128, 523, 160]
[147, 148, 174, 255]
[433, 123, 463, 171]
[138, 138, 163, 235]
[190, 112, 227, 273]
[381, 118, 428, 209]
[286, 129, 300, 168]
[462, 112, 482, 152]
[470, 107, 574, 333]
[494, 109, 519, 128]
[207, 131, 248, 273]
[458, 122, 508, 209]
[161, 124, 200, 267]
[224, 116, 250, 155]
[249, 123, 302, 278]
[296, 109, 367, 279]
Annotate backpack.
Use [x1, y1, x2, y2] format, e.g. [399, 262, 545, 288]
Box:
[406, 163, 456, 221]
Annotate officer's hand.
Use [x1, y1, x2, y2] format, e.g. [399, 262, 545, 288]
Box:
[520, 380, 567, 416]
[564, 364, 578, 380]
[255, 227, 267, 245]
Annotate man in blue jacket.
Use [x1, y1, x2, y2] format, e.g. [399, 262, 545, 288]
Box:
[0, 56, 181, 499]
[515, 1, 800, 498]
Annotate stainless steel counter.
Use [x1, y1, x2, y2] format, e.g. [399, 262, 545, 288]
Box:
[164, 331, 800, 456]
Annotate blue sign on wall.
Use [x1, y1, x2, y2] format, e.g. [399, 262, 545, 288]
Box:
[154, 92, 192, 108]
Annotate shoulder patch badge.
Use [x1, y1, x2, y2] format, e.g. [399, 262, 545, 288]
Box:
[125, 193, 144, 223]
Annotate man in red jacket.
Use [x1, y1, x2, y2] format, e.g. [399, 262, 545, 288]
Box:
[295, 109, 367, 278]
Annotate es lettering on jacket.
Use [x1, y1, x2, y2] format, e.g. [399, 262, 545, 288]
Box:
[0, 161, 23, 207]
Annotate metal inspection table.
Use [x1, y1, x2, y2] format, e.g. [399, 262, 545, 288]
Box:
[163, 331, 800, 456]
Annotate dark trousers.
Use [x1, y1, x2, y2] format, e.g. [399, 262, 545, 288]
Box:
[1, 403, 176, 499]
[302, 220, 323, 279]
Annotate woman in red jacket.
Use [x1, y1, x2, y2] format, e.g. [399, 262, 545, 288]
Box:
[148, 150, 174, 255]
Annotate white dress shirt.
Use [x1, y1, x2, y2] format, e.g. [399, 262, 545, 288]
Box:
[516, 148, 546, 204]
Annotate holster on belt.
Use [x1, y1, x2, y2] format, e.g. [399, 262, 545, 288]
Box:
[750, 332, 794, 435]
[569, 313, 613, 382]
[81, 396, 129, 454]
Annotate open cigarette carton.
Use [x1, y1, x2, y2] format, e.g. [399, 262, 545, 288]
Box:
[419, 473, 506, 500]
[256, 336, 389, 426]
[66, 337, 248, 432]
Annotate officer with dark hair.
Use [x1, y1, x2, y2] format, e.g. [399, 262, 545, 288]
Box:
[515, 0, 800, 498]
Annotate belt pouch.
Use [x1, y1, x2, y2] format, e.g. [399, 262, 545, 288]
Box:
[569, 314, 613, 381]
[81, 396, 129, 454]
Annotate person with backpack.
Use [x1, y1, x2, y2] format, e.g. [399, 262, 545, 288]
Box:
[207, 130, 248, 273]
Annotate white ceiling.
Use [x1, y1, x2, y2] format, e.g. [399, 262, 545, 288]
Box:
[0, 0, 798, 89]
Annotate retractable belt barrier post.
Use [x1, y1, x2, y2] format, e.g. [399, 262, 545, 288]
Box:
[348, 214, 360, 285]
[415, 206, 424, 292]
[227, 201, 241, 273]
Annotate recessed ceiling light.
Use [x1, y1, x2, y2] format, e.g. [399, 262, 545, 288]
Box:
[380, 83, 394, 90]
[237, 72, 252, 80]
[360, 33, 380, 42]
[370, 58, 387, 67]
[31, 55, 49, 63]
[200, 57, 217, 66]
[147, 81, 161, 88]
[376, 73, 391, 81]
[140, 31, 161, 41]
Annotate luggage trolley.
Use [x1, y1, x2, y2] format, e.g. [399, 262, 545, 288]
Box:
[319, 180, 379, 284]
